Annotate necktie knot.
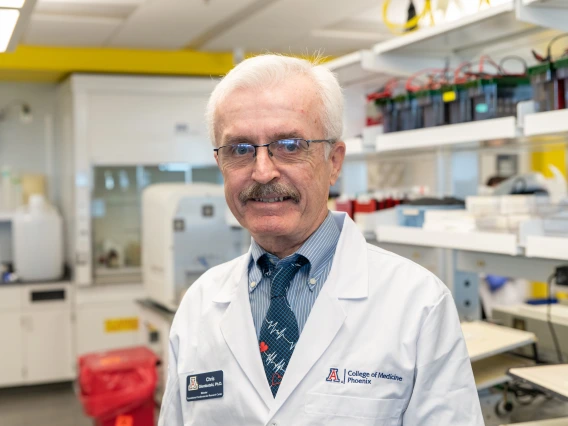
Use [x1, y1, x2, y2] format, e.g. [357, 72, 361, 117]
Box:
[258, 254, 309, 298]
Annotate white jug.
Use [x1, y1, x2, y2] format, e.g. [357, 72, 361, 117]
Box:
[13, 195, 63, 281]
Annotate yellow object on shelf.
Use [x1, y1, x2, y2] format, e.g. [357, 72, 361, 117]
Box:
[531, 281, 548, 299]
[21, 174, 46, 204]
[382, 0, 435, 35]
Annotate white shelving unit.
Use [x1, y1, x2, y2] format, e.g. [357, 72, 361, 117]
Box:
[372, 2, 529, 57]
[524, 109, 568, 137]
[376, 225, 568, 263]
[376, 225, 520, 256]
[323, 50, 392, 90]
[525, 235, 568, 260]
[376, 117, 519, 153]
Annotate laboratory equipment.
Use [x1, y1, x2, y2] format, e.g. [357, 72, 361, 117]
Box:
[13, 195, 63, 282]
[142, 183, 245, 311]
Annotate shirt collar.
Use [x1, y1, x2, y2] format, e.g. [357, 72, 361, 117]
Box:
[248, 211, 340, 291]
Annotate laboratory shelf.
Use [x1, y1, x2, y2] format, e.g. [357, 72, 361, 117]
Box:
[323, 50, 392, 90]
[462, 321, 537, 362]
[525, 235, 568, 261]
[376, 226, 520, 255]
[524, 109, 568, 137]
[375, 117, 519, 153]
[472, 354, 535, 391]
[371, 2, 532, 57]
[0, 212, 14, 222]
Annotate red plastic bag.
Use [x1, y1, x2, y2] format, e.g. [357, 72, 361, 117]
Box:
[78, 346, 158, 421]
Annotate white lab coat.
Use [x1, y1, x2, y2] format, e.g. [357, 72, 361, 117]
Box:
[159, 212, 483, 426]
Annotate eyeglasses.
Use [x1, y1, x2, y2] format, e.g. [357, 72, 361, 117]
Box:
[213, 138, 334, 169]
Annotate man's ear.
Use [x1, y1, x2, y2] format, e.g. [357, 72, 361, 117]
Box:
[329, 141, 346, 186]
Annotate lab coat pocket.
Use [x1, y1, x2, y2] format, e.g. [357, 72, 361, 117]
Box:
[305, 392, 404, 423]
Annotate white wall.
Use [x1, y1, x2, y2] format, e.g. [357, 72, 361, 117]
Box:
[0, 82, 57, 263]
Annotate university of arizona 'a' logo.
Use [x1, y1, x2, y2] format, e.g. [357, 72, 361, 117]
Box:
[326, 368, 341, 382]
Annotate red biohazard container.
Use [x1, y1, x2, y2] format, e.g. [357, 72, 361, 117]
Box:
[354, 199, 377, 213]
[78, 346, 158, 426]
[335, 198, 355, 219]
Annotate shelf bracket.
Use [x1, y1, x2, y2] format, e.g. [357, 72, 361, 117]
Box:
[516, 0, 568, 32]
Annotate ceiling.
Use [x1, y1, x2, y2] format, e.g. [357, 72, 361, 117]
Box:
[20, 0, 397, 56]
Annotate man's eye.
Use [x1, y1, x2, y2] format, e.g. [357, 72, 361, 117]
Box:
[233, 145, 251, 156]
[278, 140, 300, 153]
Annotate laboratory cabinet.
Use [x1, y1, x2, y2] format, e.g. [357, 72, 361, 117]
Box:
[56, 74, 219, 286]
[0, 283, 74, 388]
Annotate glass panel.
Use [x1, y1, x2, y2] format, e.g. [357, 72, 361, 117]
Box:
[191, 165, 223, 184]
[92, 164, 188, 283]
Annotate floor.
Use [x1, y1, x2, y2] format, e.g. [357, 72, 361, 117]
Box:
[1, 382, 567, 426]
[0, 382, 91, 426]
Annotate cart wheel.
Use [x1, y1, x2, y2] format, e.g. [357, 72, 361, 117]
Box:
[495, 400, 514, 417]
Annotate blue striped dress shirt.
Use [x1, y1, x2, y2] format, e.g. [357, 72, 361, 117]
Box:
[248, 211, 340, 339]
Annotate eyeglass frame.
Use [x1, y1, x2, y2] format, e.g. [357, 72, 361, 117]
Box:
[213, 138, 335, 164]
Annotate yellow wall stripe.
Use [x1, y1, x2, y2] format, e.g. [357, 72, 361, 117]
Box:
[0, 45, 235, 82]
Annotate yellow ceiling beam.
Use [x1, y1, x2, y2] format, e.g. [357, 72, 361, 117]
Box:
[0, 45, 235, 82]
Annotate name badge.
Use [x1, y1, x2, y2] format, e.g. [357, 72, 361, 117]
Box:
[186, 370, 224, 402]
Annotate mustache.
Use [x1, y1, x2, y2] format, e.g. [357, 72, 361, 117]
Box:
[238, 182, 301, 204]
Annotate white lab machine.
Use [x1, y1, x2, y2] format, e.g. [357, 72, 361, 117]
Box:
[142, 183, 245, 311]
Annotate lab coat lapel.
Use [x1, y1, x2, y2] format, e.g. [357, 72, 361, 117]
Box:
[268, 213, 369, 417]
[217, 255, 274, 409]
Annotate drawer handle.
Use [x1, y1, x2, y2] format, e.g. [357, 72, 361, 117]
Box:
[30, 289, 66, 302]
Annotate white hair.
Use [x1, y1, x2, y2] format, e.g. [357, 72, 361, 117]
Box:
[206, 54, 343, 157]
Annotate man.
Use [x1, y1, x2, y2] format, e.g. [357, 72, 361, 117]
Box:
[158, 54, 483, 425]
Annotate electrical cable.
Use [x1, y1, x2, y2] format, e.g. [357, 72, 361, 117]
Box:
[499, 55, 528, 76]
[546, 272, 564, 364]
[382, 0, 434, 35]
[532, 33, 568, 63]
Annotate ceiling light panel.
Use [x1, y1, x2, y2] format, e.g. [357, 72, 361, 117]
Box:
[0, 0, 25, 7]
[0, 8, 19, 52]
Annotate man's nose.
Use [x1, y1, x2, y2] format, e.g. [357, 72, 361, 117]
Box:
[251, 146, 280, 184]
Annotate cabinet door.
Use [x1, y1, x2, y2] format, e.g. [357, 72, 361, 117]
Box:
[23, 310, 74, 384]
[0, 312, 24, 387]
[87, 92, 213, 165]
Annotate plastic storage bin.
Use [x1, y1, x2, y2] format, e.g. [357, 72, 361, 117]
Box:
[443, 84, 472, 124]
[78, 346, 158, 426]
[468, 77, 533, 121]
[396, 204, 464, 228]
[13, 194, 63, 281]
[528, 63, 565, 112]
[375, 98, 395, 133]
[415, 89, 445, 128]
[392, 94, 422, 132]
[555, 57, 568, 110]
[466, 196, 501, 216]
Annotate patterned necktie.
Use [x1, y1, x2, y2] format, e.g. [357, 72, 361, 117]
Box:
[257, 253, 309, 397]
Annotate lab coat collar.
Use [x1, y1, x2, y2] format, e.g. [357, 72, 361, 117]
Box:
[214, 246, 275, 409]
[328, 211, 369, 300]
